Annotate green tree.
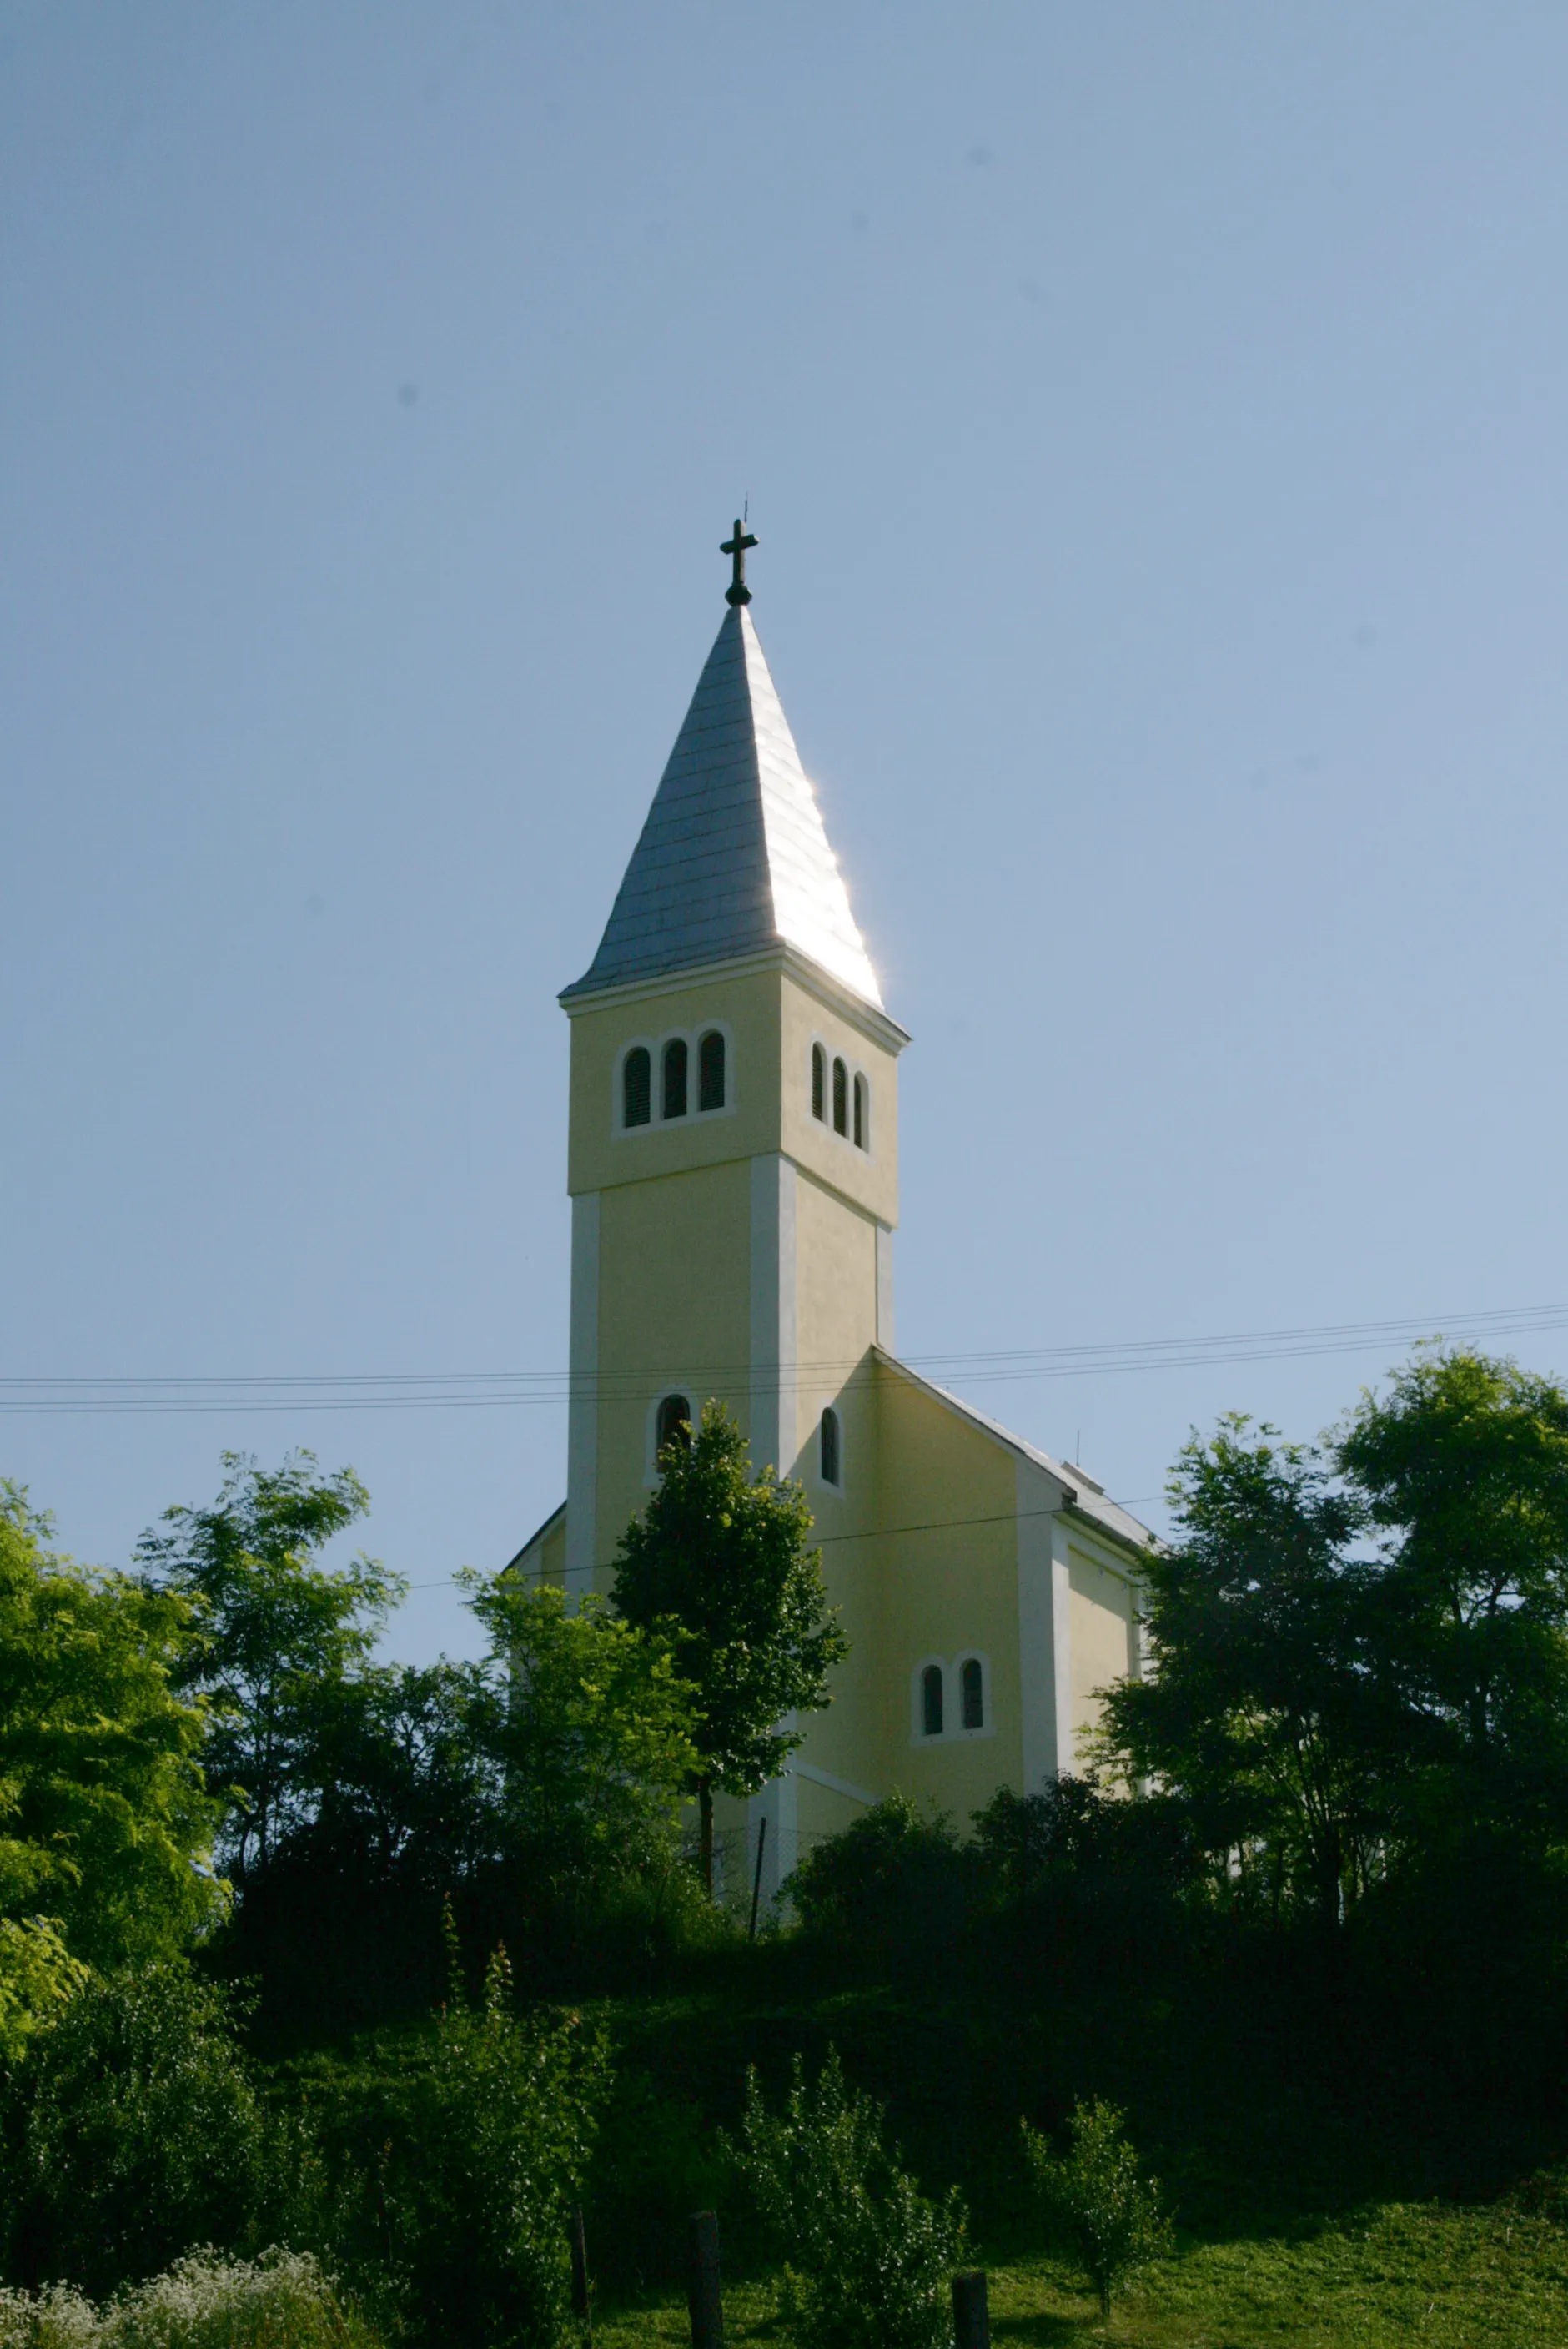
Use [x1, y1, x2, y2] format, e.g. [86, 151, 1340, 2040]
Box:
[1093, 1416, 1389, 1923]
[137, 1453, 404, 1876]
[733, 2049, 964, 2349]
[1, 1961, 289, 2296]
[0, 1483, 219, 1972]
[1021, 2099, 1172, 2321]
[611, 1402, 847, 1892]
[362, 1935, 611, 2349]
[1336, 1346, 1568, 1833]
[465, 1579, 698, 1890]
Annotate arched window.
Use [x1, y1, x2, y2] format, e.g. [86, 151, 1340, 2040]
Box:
[623, 1047, 651, 1129]
[811, 1043, 826, 1122]
[921, 1662, 944, 1738]
[656, 1393, 691, 1455]
[819, 1406, 841, 1488]
[852, 1073, 869, 1151]
[662, 1037, 688, 1120]
[698, 1029, 726, 1112]
[832, 1055, 848, 1136]
[960, 1657, 984, 1732]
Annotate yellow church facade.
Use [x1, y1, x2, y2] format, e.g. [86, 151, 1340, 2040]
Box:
[511, 551, 1154, 1904]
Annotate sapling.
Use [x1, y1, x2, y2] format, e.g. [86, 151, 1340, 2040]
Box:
[1021, 2098, 1173, 2321]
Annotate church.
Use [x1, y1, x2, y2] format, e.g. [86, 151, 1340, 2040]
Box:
[510, 530, 1155, 1905]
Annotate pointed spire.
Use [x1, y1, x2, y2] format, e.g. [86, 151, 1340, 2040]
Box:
[563, 603, 882, 1009]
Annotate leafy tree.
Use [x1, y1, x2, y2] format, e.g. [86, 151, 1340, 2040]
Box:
[464, 1579, 698, 1892]
[1093, 1417, 1390, 1923]
[0, 1962, 289, 2296]
[1336, 1346, 1568, 1835]
[733, 2050, 964, 2349]
[354, 1930, 611, 2349]
[137, 1453, 404, 1877]
[0, 1483, 219, 1971]
[1021, 2099, 1172, 2321]
[611, 1403, 847, 1891]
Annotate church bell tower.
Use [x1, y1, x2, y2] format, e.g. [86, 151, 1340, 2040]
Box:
[556, 530, 909, 1601]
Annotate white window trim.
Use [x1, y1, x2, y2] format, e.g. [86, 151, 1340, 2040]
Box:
[645, 1386, 697, 1486]
[613, 1021, 738, 1139]
[908, 1651, 996, 1744]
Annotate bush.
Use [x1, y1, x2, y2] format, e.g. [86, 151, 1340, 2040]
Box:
[732, 2050, 964, 2349]
[1021, 2099, 1173, 2319]
[0, 2248, 378, 2349]
[0, 1964, 298, 2298]
[787, 1799, 970, 1969]
[342, 1941, 611, 2349]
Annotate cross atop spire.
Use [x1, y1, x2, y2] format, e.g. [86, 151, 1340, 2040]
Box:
[721, 516, 757, 606]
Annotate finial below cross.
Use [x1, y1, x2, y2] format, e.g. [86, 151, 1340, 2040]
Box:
[721, 516, 757, 606]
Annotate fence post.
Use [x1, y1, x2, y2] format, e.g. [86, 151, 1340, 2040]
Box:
[686, 2210, 725, 2349]
[952, 2271, 989, 2349]
[570, 2202, 592, 2348]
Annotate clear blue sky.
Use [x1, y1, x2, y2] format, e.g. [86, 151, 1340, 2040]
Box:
[5, 4, 1566, 1661]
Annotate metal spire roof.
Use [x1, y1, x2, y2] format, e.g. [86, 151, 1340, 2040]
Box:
[562, 604, 882, 1009]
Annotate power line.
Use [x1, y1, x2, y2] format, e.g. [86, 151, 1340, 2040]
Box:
[3, 1299, 1565, 1415]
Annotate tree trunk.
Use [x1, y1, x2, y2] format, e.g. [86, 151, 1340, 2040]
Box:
[698, 1777, 714, 1897]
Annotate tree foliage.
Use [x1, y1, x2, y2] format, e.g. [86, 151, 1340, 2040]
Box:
[1093, 1416, 1387, 1921]
[0, 1484, 219, 1973]
[348, 1934, 611, 2349]
[1096, 1348, 1568, 1924]
[464, 1579, 698, 1884]
[0, 1963, 286, 2297]
[1021, 2099, 1172, 2320]
[136, 1453, 403, 1879]
[732, 2050, 964, 2349]
[611, 1403, 847, 1888]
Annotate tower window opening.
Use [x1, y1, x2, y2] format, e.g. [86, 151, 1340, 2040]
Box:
[819, 1406, 841, 1488]
[832, 1056, 848, 1135]
[960, 1657, 984, 1732]
[662, 1037, 689, 1120]
[698, 1029, 726, 1112]
[623, 1047, 651, 1129]
[656, 1393, 692, 1455]
[811, 1044, 826, 1122]
[922, 1662, 944, 1738]
[852, 1073, 868, 1151]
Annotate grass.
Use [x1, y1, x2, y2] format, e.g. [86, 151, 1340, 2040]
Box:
[590, 2201, 1568, 2349]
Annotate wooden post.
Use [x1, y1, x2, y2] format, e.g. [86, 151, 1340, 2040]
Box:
[749, 1813, 769, 1942]
[570, 2202, 592, 2348]
[686, 2210, 725, 2349]
[952, 2271, 989, 2349]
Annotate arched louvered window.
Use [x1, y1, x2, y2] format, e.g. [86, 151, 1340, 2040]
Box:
[662, 1038, 688, 1120]
[852, 1073, 868, 1151]
[623, 1047, 651, 1129]
[960, 1657, 984, 1732]
[819, 1406, 841, 1488]
[922, 1662, 945, 1738]
[698, 1029, 726, 1112]
[832, 1055, 848, 1136]
[656, 1393, 691, 1455]
[812, 1044, 827, 1122]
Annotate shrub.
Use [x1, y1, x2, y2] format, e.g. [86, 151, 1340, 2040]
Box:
[0, 1964, 294, 2298]
[1021, 2099, 1173, 2320]
[787, 1798, 970, 1967]
[0, 2249, 378, 2349]
[351, 1941, 611, 2349]
[732, 2050, 964, 2349]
